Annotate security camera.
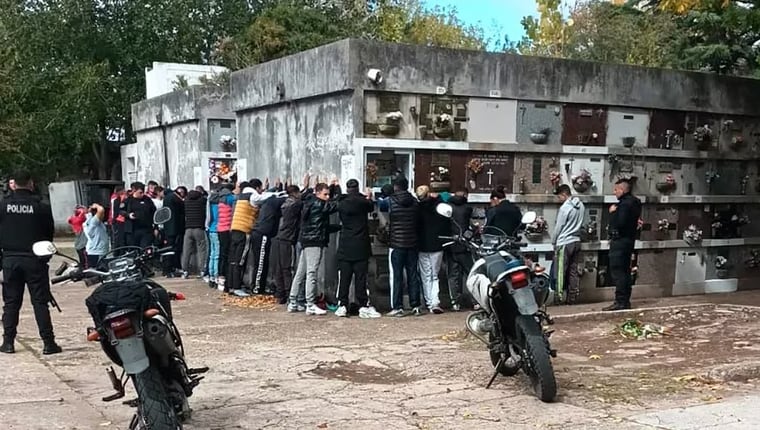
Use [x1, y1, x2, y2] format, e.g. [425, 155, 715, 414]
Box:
[367, 69, 383, 85]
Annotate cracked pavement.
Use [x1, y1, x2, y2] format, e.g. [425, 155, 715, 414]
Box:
[3, 258, 760, 429]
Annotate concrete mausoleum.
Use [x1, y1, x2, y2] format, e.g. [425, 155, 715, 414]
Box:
[125, 38, 760, 307]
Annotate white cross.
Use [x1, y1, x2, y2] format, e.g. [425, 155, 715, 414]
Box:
[486, 168, 495, 185]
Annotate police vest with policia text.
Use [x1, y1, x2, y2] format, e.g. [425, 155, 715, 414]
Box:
[6, 203, 34, 214]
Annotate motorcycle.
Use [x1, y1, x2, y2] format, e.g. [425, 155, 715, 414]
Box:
[33, 207, 208, 429]
[436, 203, 557, 402]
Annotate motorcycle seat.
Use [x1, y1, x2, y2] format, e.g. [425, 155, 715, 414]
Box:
[477, 254, 524, 281]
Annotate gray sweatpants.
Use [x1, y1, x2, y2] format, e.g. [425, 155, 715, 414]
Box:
[182, 228, 208, 275]
[289, 246, 324, 306]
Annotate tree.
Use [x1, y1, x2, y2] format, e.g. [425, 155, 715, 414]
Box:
[518, 0, 760, 76]
[217, 0, 489, 70]
[566, 1, 685, 68]
[0, 0, 255, 180]
[518, 0, 574, 57]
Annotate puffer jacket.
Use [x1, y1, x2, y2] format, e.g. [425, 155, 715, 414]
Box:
[184, 190, 207, 229]
[299, 191, 339, 248]
[207, 188, 233, 233]
[231, 188, 259, 234]
[389, 190, 419, 249]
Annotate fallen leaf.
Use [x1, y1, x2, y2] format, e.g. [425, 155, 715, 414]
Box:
[673, 374, 698, 382]
[317, 423, 328, 429]
[589, 354, 602, 360]
[463, 412, 473, 419]
[99, 423, 112, 427]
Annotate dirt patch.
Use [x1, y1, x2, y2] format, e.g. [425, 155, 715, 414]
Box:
[452, 304, 760, 412]
[551, 304, 760, 411]
[309, 360, 416, 385]
[221, 294, 279, 311]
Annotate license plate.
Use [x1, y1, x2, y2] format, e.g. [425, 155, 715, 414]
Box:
[512, 287, 539, 315]
[113, 336, 150, 375]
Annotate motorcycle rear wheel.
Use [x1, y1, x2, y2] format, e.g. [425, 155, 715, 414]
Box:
[488, 331, 519, 377]
[516, 316, 557, 402]
[132, 367, 182, 429]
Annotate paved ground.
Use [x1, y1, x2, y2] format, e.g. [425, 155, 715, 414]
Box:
[3, 255, 760, 429]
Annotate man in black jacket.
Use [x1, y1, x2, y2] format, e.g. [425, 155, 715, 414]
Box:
[288, 183, 339, 316]
[446, 190, 474, 311]
[125, 182, 156, 248]
[416, 186, 448, 314]
[604, 178, 642, 311]
[274, 185, 303, 305]
[181, 189, 208, 278]
[334, 179, 381, 318]
[250, 187, 287, 295]
[486, 186, 522, 236]
[0, 170, 61, 354]
[387, 177, 422, 317]
[162, 186, 186, 276]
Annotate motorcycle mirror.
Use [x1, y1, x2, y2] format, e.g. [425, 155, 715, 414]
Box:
[463, 229, 474, 240]
[436, 203, 454, 219]
[521, 211, 538, 225]
[153, 207, 172, 225]
[33, 241, 57, 257]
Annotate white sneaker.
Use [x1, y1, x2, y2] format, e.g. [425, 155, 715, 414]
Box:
[334, 306, 348, 317]
[297, 304, 307, 312]
[202, 276, 211, 283]
[451, 304, 461, 312]
[287, 302, 298, 312]
[359, 306, 382, 319]
[306, 304, 327, 316]
[387, 309, 405, 317]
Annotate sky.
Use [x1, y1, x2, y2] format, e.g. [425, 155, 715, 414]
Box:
[425, 0, 539, 47]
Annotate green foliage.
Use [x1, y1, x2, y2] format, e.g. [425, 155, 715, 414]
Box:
[1, 0, 486, 180]
[518, 0, 760, 76]
[217, 0, 488, 70]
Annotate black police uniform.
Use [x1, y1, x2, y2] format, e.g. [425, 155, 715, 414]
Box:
[0, 188, 59, 352]
[607, 192, 642, 309]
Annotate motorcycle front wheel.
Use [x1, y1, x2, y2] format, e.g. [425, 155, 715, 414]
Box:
[132, 366, 182, 429]
[516, 315, 557, 402]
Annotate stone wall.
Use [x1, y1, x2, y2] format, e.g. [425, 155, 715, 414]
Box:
[128, 85, 234, 188]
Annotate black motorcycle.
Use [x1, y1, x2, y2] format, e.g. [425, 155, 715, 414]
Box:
[34, 209, 208, 429]
[436, 204, 557, 402]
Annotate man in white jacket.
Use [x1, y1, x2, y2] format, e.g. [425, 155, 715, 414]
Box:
[552, 185, 585, 304]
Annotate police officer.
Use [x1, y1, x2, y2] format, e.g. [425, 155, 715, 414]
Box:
[604, 178, 642, 311]
[0, 170, 61, 354]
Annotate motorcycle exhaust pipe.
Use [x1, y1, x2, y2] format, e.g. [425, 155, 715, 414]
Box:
[143, 319, 178, 359]
[465, 311, 493, 346]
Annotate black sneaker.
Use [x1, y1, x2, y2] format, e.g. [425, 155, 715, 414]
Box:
[42, 342, 62, 355]
[0, 340, 14, 354]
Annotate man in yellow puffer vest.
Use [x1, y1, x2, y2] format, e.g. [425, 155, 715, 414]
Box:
[229, 178, 285, 296]
[227, 181, 257, 294]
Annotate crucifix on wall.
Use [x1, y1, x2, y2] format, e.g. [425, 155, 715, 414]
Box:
[487, 168, 494, 185]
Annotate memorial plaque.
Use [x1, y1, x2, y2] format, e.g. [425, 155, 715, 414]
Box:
[466, 152, 514, 193]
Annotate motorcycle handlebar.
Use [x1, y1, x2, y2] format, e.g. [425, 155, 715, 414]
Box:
[438, 235, 458, 241]
[156, 246, 174, 254]
[51, 274, 73, 285]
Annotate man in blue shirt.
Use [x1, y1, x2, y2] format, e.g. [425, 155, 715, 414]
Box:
[84, 203, 110, 268]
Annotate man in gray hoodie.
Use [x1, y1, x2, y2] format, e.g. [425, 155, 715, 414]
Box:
[551, 185, 585, 304]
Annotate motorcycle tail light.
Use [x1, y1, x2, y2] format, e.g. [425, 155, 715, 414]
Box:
[510, 271, 529, 289]
[109, 316, 135, 339]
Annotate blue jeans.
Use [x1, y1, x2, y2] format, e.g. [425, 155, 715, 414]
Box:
[389, 248, 421, 310]
[208, 232, 220, 278]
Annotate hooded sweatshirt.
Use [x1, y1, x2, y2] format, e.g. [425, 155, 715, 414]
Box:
[206, 188, 232, 233]
[553, 196, 585, 246]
